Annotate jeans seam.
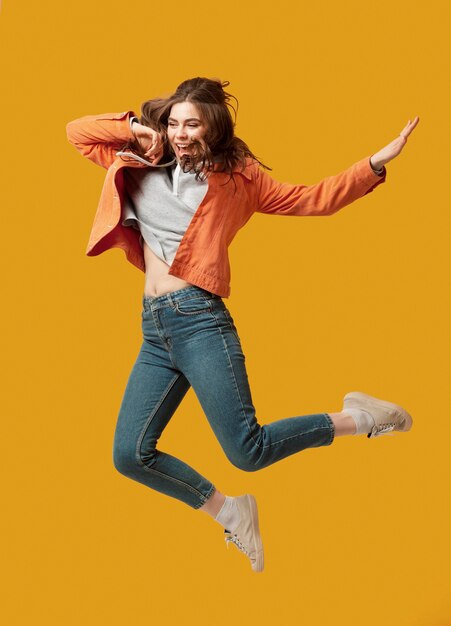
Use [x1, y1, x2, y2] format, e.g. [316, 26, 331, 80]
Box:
[135, 373, 210, 502]
[210, 308, 266, 451]
[141, 465, 212, 501]
[210, 309, 335, 452]
[148, 308, 177, 368]
[257, 419, 334, 448]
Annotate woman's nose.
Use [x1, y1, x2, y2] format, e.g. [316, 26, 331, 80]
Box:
[175, 126, 188, 139]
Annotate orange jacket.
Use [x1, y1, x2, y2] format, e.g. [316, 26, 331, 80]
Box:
[66, 110, 386, 297]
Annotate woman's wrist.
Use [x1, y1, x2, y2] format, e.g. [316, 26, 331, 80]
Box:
[369, 156, 385, 175]
[129, 116, 140, 140]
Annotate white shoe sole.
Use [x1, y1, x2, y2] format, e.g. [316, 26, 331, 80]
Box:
[246, 494, 264, 573]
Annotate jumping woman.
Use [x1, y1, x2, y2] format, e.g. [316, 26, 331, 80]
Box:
[66, 77, 419, 572]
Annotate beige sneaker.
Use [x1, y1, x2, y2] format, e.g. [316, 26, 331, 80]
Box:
[224, 494, 264, 573]
[344, 391, 413, 439]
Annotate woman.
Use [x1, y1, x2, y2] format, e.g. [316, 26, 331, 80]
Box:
[66, 77, 419, 573]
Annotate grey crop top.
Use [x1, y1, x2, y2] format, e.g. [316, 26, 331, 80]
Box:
[121, 164, 208, 266]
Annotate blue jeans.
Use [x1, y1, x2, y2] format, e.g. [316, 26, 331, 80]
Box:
[113, 285, 335, 509]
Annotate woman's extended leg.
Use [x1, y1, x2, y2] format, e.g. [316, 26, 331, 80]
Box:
[171, 297, 410, 467]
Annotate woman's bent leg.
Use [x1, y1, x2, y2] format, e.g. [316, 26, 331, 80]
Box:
[172, 299, 335, 472]
[113, 337, 216, 509]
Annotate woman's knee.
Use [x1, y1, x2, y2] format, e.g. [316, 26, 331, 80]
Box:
[225, 447, 265, 472]
[219, 428, 268, 472]
[233, 459, 261, 472]
[113, 441, 136, 476]
[113, 440, 156, 476]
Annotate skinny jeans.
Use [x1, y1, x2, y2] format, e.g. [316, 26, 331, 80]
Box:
[113, 286, 335, 509]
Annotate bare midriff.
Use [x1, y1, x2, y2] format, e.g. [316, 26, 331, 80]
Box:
[143, 241, 194, 297]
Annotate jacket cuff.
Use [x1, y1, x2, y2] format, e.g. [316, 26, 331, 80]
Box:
[355, 156, 386, 180]
[358, 156, 387, 195]
[370, 159, 385, 176]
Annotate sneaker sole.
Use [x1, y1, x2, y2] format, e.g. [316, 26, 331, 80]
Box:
[344, 391, 413, 432]
[246, 494, 264, 573]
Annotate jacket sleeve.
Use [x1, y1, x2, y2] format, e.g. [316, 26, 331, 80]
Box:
[65, 111, 138, 169]
[254, 157, 387, 216]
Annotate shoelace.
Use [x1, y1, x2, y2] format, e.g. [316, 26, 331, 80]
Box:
[224, 531, 250, 556]
[368, 422, 396, 438]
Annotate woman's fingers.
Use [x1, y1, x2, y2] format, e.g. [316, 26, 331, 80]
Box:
[144, 144, 158, 157]
[400, 115, 420, 139]
[144, 132, 163, 157]
[371, 116, 420, 166]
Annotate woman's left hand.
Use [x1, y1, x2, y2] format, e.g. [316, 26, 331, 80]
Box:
[370, 116, 420, 171]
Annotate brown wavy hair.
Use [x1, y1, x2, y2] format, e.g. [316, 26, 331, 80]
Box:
[122, 77, 270, 182]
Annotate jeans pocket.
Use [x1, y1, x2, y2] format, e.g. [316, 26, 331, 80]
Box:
[174, 297, 212, 316]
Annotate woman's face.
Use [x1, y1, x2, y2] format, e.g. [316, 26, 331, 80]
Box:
[167, 101, 207, 162]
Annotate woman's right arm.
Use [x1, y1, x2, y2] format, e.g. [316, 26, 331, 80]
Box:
[66, 111, 165, 169]
[65, 111, 139, 169]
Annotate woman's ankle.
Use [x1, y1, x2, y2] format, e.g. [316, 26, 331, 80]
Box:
[199, 489, 226, 517]
[329, 411, 357, 436]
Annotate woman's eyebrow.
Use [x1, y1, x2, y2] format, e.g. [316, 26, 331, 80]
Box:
[167, 117, 201, 123]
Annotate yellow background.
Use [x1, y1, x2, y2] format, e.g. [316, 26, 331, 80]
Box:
[1, 0, 450, 624]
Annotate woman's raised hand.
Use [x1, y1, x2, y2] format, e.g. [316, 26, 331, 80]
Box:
[370, 116, 420, 171]
[131, 121, 164, 164]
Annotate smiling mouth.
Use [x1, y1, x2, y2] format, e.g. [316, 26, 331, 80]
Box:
[174, 144, 195, 161]
[173, 141, 205, 165]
